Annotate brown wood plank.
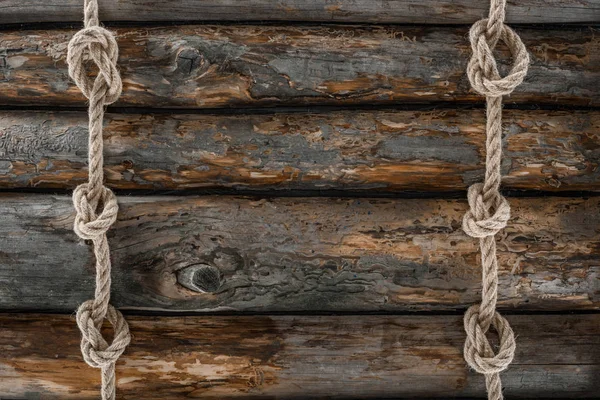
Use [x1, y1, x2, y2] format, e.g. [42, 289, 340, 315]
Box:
[1, 194, 598, 313]
[1, 313, 599, 399]
[1, 0, 599, 24]
[1, 109, 599, 192]
[0, 25, 597, 108]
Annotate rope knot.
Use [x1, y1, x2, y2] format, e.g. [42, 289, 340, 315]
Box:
[76, 300, 130, 369]
[463, 304, 516, 375]
[466, 18, 529, 97]
[67, 25, 122, 104]
[463, 183, 510, 238]
[73, 183, 118, 240]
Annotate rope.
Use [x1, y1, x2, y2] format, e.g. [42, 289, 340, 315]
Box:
[462, 1, 529, 399]
[67, 1, 130, 398]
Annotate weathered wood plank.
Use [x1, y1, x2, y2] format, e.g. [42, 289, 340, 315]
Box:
[2, 0, 599, 24]
[1, 194, 598, 312]
[1, 314, 599, 399]
[1, 109, 599, 192]
[1, 25, 597, 108]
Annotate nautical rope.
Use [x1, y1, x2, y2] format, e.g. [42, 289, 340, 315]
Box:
[67, 1, 130, 399]
[462, 1, 529, 399]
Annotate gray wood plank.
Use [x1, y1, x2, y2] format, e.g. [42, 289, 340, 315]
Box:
[0, 25, 597, 108]
[1, 109, 599, 192]
[1, 0, 599, 24]
[1, 194, 598, 313]
[1, 313, 599, 398]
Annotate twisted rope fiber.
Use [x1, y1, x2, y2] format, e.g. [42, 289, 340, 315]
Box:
[462, 1, 529, 399]
[67, 1, 130, 399]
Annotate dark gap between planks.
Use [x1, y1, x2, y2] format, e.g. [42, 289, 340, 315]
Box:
[0, 20, 599, 31]
[2, 308, 599, 317]
[0, 102, 599, 116]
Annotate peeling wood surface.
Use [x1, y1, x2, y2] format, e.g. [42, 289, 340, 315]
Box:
[1, 109, 599, 192]
[1, 194, 598, 313]
[1, 313, 599, 399]
[0, 25, 598, 109]
[2, 0, 600, 24]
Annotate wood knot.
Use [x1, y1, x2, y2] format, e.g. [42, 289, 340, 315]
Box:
[175, 48, 207, 76]
[176, 263, 221, 293]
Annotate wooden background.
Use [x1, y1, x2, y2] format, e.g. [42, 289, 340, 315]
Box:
[0, 1, 599, 398]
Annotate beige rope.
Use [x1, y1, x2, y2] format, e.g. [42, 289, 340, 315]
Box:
[462, 1, 529, 399]
[67, 1, 130, 399]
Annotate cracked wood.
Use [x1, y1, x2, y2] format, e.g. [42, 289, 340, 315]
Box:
[0, 194, 598, 313]
[0, 25, 598, 108]
[0, 109, 599, 192]
[2, 0, 599, 24]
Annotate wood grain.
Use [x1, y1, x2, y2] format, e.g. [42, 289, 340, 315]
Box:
[1, 109, 599, 192]
[1, 25, 597, 108]
[1, 313, 599, 399]
[1, 0, 599, 24]
[1, 194, 598, 313]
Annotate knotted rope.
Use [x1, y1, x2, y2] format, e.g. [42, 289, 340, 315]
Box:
[462, 1, 529, 399]
[67, 1, 130, 398]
